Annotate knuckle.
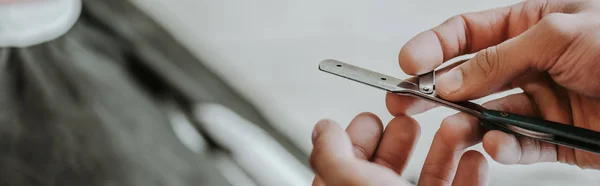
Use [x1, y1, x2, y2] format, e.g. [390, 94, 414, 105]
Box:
[549, 0, 587, 14]
[439, 119, 461, 149]
[439, 117, 459, 135]
[539, 13, 579, 42]
[351, 144, 370, 160]
[373, 151, 404, 172]
[433, 129, 455, 152]
[445, 14, 467, 25]
[540, 13, 565, 30]
[420, 162, 454, 184]
[472, 46, 502, 79]
[518, 138, 541, 163]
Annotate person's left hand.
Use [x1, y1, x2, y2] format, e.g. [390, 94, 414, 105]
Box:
[309, 112, 489, 186]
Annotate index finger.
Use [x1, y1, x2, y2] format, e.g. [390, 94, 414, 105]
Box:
[399, 0, 581, 75]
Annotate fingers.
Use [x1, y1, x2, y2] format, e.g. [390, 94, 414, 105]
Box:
[481, 131, 522, 164]
[418, 112, 484, 186]
[451, 151, 489, 186]
[417, 92, 542, 186]
[309, 119, 357, 184]
[313, 113, 384, 186]
[435, 12, 586, 101]
[345, 112, 384, 160]
[482, 131, 557, 165]
[480, 93, 559, 165]
[310, 117, 413, 186]
[399, 0, 586, 76]
[373, 116, 421, 174]
[311, 114, 383, 186]
[399, 5, 511, 75]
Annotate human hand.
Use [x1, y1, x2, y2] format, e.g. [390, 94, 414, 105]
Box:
[387, 0, 600, 184]
[309, 113, 489, 186]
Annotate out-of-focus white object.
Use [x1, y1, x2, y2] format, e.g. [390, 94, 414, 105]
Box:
[166, 101, 258, 186]
[0, 0, 81, 47]
[194, 103, 314, 186]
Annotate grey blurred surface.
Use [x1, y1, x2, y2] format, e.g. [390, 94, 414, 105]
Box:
[0, 0, 310, 185]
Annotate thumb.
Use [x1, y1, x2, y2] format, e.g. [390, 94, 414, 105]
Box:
[434, 13, 581, 101]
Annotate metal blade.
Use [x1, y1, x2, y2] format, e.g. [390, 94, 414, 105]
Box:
[318, 59, 418, 92]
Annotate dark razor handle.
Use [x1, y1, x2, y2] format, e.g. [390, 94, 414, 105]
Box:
[480, 110, 600, 155]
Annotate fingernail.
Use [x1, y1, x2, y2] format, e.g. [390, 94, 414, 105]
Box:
[437, 68, 463, 95]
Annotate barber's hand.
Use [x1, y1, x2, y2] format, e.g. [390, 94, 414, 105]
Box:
[309, 113, 488, 186]
[388, 0, 600, 184]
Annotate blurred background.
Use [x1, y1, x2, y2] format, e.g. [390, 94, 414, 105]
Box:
[3, 0, 600, 186]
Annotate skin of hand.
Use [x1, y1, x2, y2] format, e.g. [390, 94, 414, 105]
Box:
[309, 113, 489, 186]
[386, 0, 600, 184]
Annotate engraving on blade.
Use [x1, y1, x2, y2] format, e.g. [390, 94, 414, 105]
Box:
[319, 59, 407, 92]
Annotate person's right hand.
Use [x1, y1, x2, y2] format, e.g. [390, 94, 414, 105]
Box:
[387, 0, 600, 184]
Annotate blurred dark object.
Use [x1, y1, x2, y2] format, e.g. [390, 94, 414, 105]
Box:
[0, 0, 307, 185]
